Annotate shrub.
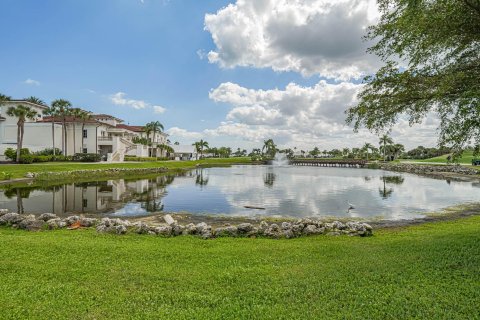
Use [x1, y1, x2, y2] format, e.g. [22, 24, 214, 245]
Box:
[4, 148, 30, 161]
[72, 153, 101, 162]
[34, 148, 62, 156]
[0, 172, 12, 180]
[32, 155, 53, 163]
[125, 156, 158, 162]
[19, 154, 34, 164]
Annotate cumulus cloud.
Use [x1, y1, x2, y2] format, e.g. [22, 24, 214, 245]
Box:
[110, 92, 167, 113]
[153, 105, 166, 114]
[204, 0, 381, 80]
[167, 80, 438, 150]
[24, 78, 40, 86]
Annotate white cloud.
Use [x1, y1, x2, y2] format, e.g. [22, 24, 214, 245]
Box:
[110, 92, 167, 113]
[153, 105, 166, 114]
[204, 0, 381, 80]
[167, 80, 438, 150]
[24, 78, 40, 86]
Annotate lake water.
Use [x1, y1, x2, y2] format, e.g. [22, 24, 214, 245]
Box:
[1, 165, 479, 220]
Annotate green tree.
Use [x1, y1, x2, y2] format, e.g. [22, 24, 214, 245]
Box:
[145, 121, 164, 156]
[24, 96, 45, 105]
[70, 108, 85, 154]
[43, 106, 58, 157]
[193, 139, 209, 159]
[6, 105, 38, 163]
[262, 139, 277, 158]
[346, 0, 480, 157]
[51, 99, 72, 155]
[362, 143, 374, 161]
[379, 134, 393, 161]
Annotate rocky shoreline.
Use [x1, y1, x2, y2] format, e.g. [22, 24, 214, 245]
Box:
[379, 163, 480, 181]
[0, 210, 373, 239]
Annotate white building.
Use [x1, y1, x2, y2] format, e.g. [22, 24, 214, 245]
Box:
[0, 100, 171, 162]
[172, 145, 198, 161]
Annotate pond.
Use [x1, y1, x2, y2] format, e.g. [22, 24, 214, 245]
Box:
[1, 165, 479, 220]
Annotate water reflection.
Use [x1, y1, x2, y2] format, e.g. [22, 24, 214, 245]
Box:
[378, 176, 405, 199]
[0, 166, 478, 220]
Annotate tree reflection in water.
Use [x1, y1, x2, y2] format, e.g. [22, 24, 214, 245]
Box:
[379, 176, 405, 199]
[195, 169, 209, 187]
[263, 172, 276, 188]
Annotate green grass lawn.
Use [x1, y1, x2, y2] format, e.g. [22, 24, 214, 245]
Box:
[0, 217, 479, 319]
[408, 150, 477, 165]
[0, 157, 252, 180]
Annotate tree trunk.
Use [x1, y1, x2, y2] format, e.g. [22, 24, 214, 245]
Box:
[62, 120, 65, 155]
[16, 122, 21, 163]
[73, 122, 76, 155]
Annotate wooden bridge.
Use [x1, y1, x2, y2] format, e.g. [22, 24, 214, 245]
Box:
[290, 159, 368, 168]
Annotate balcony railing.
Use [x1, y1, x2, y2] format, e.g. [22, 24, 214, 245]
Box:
[98, 137, 113, 141]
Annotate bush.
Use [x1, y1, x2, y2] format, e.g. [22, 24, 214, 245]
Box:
[34, 148, 62, 156]
[32, 155, 53, 163]
[19, 154, 34, 164]
[125, 156, 158, 162]
[4, 148, 30, 161]
[73, 153, 101, 162]
[0, 172, 12, 180]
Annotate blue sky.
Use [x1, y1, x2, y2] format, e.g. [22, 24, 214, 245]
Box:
[0, 0, 437, 149]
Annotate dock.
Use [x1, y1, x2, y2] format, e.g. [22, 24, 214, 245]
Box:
[290, 159, 367, 168]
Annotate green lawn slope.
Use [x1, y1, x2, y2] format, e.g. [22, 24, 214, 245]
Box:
[0, 216, 479, 319]
[412, 151, 476, 165]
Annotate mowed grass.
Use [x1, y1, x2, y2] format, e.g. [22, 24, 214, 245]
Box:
[410, 150, 477, 165]
[0, 217, 479, 319]
[0, 157, 252, 179]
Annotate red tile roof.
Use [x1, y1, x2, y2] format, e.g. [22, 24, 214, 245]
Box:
[116, 124, 145, 132]
[93, 114, 124, 122]
[38, 116, 114, 127]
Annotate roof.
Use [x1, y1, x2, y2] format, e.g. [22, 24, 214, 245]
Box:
[39, 116, 114, 127]
[93, 114, 124, 122]
[3, 100, 48, 109]
[116, 124, 145, 132]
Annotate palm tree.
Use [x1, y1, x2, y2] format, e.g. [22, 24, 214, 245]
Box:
[193, 139, 209, 159]
[262, 139, 276, 158]
[391, 144, 405, 160]
[145, 121, 164, 156]
[24, 96, 45, 105]
[362, 143, 374, 161]
[51, 99, 72, 155]
[6, 105, 38, 163]
[379, 134, 394, 162]
[43, 106, 58, 157]
[70, 108, 84, 154]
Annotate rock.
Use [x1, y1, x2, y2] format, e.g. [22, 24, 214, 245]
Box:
[38, 213, 57, 222]
[332, 221, 346, 230]
[65, 215, 80, 226]
[291, 224, 304, 235]
[46, 218, 61, 229]
[196, 222, 208, 233]
[183, 223, 197, 235]
[264, 223, 280, 238]
[148, 231, 156, 236]
[281, 222, 292, 230]
[172, 224, 185, 236]
[155, 225, 173, 237]
[0, 209, 9, 216]
[215, 226, 238, 237]
[0, 213, 23, 225]
[116, 225, 127, 235]
[25, 172, 35, 178]
[80, 217, 97, 227]
[303, 225, 321, 235]
[237, 223, 254, 234]
[258, 221, 269, 235]
[135, 222, 151, 234]
[18, 217, 45, 231]
[101, 218, 112, 227]
[163, 214, 176, 225]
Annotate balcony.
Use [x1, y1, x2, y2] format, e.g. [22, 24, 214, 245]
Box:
[97, 136, 113, 145]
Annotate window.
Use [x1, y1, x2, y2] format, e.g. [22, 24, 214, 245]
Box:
[83, 129, 87, 138]
[82, 199, 88, 208]
[83, 148, 88, 154]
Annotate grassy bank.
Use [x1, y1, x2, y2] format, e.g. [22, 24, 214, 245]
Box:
[0, 216, 479, 319]
[0, 157, 252, 180]
[407, 151, 477, 165]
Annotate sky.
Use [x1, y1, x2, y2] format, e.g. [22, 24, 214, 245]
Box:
[0, 0, 439, 151]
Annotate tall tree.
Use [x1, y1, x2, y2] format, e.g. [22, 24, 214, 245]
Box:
[193, 139, 209, 159]
[43, 106, 58, 157]
[51, 99, 72, 155]
[24, 96, 45, 105]
[145, 121, 164, 156]
[6, 105, 38, 163]
[362, 143, 374, 161]
[346, 0, 480, 156]
[262, 139, 277, 158]
[379, 135, 393, 161]
[70, 108, 84, 154]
